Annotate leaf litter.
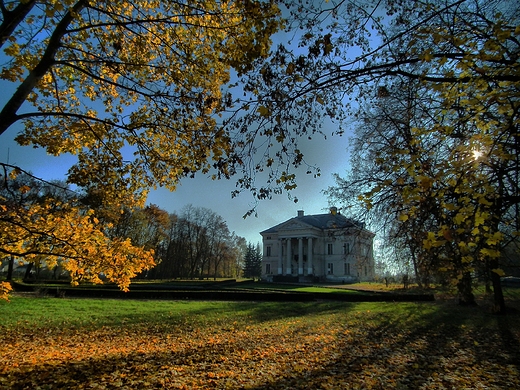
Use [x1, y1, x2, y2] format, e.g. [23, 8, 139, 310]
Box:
[1, 302, 519, 389]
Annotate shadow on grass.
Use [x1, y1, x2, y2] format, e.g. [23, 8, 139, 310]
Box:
[1, 298, 364, 332]
[107, 301, 356, 328]
[196, 301, 354, 323]
[2, 302, 519, 389]
[246, 305, 520, 389]
[2, 301, 361, 389]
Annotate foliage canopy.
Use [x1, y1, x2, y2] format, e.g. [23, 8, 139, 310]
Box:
[0, 0, 281, 290]
[236, 0, 519, 311]
[1, 0, 281, 207]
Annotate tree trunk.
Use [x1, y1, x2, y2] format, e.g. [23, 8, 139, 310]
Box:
[6, 255, 14, 280]
[23, 262, 33, 281]
[485, 280, 492, 294]
[411, 251, 423, 288]
[489, 260, 507, 314]
[0, 0, 36, 48]
[491, 272, 506, 314]
[457, 272, 476, 306]
[0, 0, 88, 136]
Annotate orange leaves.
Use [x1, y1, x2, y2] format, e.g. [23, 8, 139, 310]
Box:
[0, 281, 12, 301]
[0, 196, 154, 291]
[257, 105, 270, 117]
[0, 0, 283, 218]
[1, 300, 520, 389]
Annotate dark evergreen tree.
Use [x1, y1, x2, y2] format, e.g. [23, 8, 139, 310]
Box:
[253, 243, 263, 279]
[243, 242, 262, 279]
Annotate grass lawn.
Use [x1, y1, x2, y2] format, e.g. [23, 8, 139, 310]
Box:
[1, 294, 519, 389]
[232, 282, 366, 294]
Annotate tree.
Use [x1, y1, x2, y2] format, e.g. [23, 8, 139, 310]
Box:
[109, 203, 170, 279]
[223, 234, 247, 278]
[110, 204, 170, 251]
[149, 212, 186, 279]
[0, 165, 155, 290]
[147, 205, 242, 280]
[243, 242, 261, 279]
[205, 212, 232, 280]
[325, 78, 446, 288]
[236, 0, 519, 312]
[1, 1, 281, 201]
[0, 167, 75, 281]
[255, 242, 262, 278]
[0, 0, 282, 291]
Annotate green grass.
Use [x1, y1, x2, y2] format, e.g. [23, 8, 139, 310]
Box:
[0, 296, 432, 331]
[351, 281, 520, 300]
[0, 296, 354, 330]
[7, 279, 372, 295]
[288, 286, 361, 293]
[0, 296, 241, 329]
[0, 294, 514, 332]
[234, 282, 364, 294]
[2, 295, 519, 389]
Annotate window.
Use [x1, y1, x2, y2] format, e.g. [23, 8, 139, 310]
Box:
[266, 263, 271, 274]
[343, 243, 350, 255]
[327, 243, 334, 255]
[266, 245, 272, 257]
[327, 262, 334, 275]
[344, 263, 350, 275]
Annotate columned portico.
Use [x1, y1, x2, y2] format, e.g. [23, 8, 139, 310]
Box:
[298, 237, 303, 275]
[261, 208, 375, 282]
[277, 239, 283, 275]
[307, 237, 313, 275]
[286, 239, 292, 275]
[276, 237, 314, 276]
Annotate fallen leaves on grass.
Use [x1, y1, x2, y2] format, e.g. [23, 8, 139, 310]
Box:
[1, 305, 519, 389]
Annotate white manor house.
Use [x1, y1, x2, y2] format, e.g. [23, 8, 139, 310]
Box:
[260, 208, 375, 283]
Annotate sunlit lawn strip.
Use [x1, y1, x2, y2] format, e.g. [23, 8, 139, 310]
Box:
[1, 297, 519, 389]
[234, 282, 366, 294]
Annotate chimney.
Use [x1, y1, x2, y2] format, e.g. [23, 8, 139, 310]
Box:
[297, 210, 304, 217]
[330, 207, 337, 215]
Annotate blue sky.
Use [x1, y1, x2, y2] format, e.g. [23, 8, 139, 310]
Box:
[1, 117, 351, 245]
[0, 5, 355, 246]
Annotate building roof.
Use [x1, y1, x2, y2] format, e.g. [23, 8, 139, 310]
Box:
[260, 209, 368, 235]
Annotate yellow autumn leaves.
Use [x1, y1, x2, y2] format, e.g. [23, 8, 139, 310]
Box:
[370, 10, 519, 281]
[1, 1, 283, 295]
[0, 281, 12, 301]
[1, 188, 154, 291]
[1, 0, 282, 195]
[3, 300, 520, 389]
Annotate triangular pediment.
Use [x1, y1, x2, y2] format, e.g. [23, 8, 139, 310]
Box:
[277, 219, 314, 232]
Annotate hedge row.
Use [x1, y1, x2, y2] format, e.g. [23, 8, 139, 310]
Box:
[11, 282, 435, 302]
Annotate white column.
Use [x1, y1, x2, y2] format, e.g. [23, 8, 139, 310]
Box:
[307, 237, 313, 275]
[277, 240, 283, 275]
[286, 239, 292, 275]
[298, 237, 303, 275]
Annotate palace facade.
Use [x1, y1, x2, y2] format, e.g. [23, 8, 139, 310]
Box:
[260, 208, 375, 283]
